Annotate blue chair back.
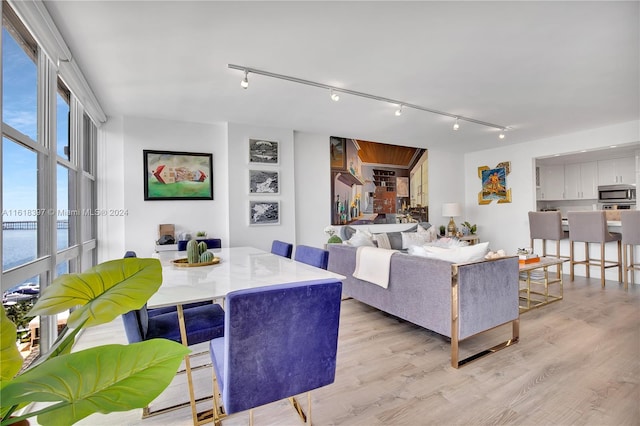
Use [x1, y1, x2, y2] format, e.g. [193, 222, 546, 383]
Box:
[209, 278, 342, 415]
[294, 245, 329, 269]
[177, 238, 222, 251]
[270, 240, 293, 258]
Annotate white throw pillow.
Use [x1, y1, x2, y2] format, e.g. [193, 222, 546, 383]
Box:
[344, 229, 376, 247]
[409, 241, 490, 264]
[417, 224, 438, 242]
[401, 231, 431, 249]
[373, 232, 392, 250]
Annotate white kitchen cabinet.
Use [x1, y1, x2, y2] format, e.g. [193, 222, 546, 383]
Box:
[598, 157, 636, 185]
[538, 164, 565, 200]
[564, 161, 598, 199]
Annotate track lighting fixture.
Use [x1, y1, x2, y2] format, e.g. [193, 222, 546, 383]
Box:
[240, 70, 249, 89]
[228, 64, 510, 137]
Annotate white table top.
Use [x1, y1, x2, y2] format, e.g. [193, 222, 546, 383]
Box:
[147, 246, 345, 309]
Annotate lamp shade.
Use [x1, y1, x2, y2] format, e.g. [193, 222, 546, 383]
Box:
[442, 203, 462, 218]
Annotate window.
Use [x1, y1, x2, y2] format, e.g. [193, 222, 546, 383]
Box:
[2, 2, 99, 361]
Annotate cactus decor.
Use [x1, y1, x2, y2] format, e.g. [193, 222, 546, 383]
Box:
[186, 239, 200, 264]
[185, 239, 217, 265]
[200, 251, 214, 263]
[197, 241, 208, 255]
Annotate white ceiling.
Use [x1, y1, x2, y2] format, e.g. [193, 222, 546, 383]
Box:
[43, 1, 639, 153]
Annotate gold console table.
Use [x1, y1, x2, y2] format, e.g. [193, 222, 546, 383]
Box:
[519, 257, 566, 313]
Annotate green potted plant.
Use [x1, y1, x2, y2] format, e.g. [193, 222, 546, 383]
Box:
[439, 225, 446, 236]
[0, 257, 189, 426]
[324, 226, 342, 244]
[461, 221, 477, 235]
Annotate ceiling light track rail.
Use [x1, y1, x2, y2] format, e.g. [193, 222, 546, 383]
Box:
[228, 64, 509, 134]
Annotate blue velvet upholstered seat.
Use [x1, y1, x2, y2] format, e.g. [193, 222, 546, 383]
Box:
[270, 240, 293, 258]
[208, 278, 342, 422]
[122, 303, 225, 344]
[294, 245, 329, 269]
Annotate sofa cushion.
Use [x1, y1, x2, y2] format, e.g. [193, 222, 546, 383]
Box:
[373, 233, 392, 250]
[408, 241, 490, 263]
[344, 229, 376, 247]
[401, 231, 432, 249]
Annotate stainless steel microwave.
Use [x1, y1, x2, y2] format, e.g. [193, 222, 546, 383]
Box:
[597, 184, 636, 203]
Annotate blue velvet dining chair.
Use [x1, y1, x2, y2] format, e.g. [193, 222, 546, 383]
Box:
[122, 302, 225, 344]
[270, 240, 293, 258]
[121, 251, 223, 344]
[208, 278, 342, 425]
[294, 244, 330, 269]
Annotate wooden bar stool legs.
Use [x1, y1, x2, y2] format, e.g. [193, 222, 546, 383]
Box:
[621, 211, 640, 291]
[568, 211, 622, 288]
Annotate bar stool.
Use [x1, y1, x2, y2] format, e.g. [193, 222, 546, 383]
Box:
[621, 211, 640, 290]
[528, 211, 569, 259]
[568, 211, 622, 288]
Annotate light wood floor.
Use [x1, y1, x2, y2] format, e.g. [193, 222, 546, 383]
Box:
[65, 275, 639, 426]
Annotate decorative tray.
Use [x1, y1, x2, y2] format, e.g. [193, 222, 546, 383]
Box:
[171, 257, 220, 267]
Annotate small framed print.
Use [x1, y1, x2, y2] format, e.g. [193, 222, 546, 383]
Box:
[249, 139, 279, 165]
[249, 169, 279, 194]
[478, 161, 512, 205]
[249, 200, 280, 226]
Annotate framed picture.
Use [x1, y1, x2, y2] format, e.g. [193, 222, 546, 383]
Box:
[249, 139, 279, 165]
[249, 200, 280, 225]
[478, 161, 512, 204]
[330, 136, 346, 170]
[249, 169, 279, 194]
[396, 176, 409, 197]
[143, 150, 213, 200]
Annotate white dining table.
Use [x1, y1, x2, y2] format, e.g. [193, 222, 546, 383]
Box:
[146, 246, 345, 425]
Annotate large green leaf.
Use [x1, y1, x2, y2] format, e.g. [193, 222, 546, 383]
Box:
[29, 258, 162, 329]
[1, 339, 190, 426]
[0, 309, 22, 383]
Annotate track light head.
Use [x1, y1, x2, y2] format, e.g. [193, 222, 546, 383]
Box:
[453, 118, 460, 131]
[240, 70, 249, 89]
[330, 89, 340, 102]
[395, 105, 403, 116]
[499, 128, 506, 139]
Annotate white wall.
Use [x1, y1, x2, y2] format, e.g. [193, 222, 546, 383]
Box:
[294, 131, 333, 248]
[464, 119, 640, 280]
[427, 148, 466, 231]
[97, 116, 126, 262]
[99, 116, 229, 259]
[227, 123, 296, 252]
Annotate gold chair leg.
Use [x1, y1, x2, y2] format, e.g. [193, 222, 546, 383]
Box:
[289, 396, 308, 423]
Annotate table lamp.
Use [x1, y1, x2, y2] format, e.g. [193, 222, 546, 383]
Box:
[442, 202, 462, 236]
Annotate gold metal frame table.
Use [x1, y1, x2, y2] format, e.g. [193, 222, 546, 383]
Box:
[519, 256, 566, 313]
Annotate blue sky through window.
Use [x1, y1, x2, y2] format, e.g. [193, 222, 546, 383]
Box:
[3, 27, 69, 221]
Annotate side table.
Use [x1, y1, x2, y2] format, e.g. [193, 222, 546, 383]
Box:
[458, 234, 479, 245]
[519, 257, 565, 313]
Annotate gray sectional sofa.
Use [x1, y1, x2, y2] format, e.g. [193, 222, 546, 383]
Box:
[327, 244, 520, 367]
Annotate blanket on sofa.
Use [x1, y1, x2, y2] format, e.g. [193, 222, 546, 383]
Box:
[353, 246, 396, 288]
